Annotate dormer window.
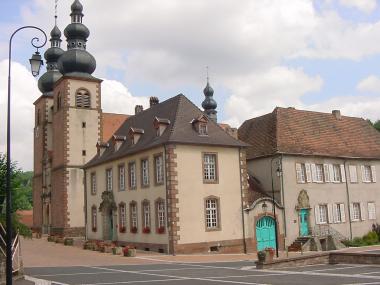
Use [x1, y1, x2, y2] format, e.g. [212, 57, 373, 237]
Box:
[153, 117, 170, 137]
[76, 88, 91, 108]
[129, 127, 144, 145]
[199, 123, 208, 136]
[112, 135, 126, 152]
[191, 115, 209, 136]
[96, 142, 109, 156]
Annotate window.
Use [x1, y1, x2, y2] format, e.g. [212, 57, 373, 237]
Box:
[199, 123, 208, 135]
[334, 203, 345, 223]
[361, 165, 376, 183]
[156, 200, 165, 232]
[203, 153, 217, 182]
[154, 155, 164, 185]
[205, 197, 220, 230]
[315, 164, 324, 182]
[141, 159, 149, 187]
[130, 202, 138, 232]
[90, 173, 96, 195]
[352, 203, 361, 221]
[75, 89, 91, 108]
[91, 206, 97, 232]
[82, 150, 86, 156]
[82, 122, 86, 128]
[332, 164, 341, 183]
[142, 200, 151, 232]
[119, 203, 126, 233]
[118, 165, 125, 191]
[106, 169, 113, 192]
[128, 162, 136, 189]
[296, 163, 306, 183]
[368, 202, 376, 220]
[349, 165, 358, 183]
[318, 204, 328, 224]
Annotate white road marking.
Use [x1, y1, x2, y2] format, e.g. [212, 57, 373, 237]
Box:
[25, 275, 69, 285]
[80, 278, 187, 284]
[86, 265, 268, 285]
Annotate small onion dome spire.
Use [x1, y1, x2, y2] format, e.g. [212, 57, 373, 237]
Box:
[38, 24, 64, 95]
[202, 79, 218, 123]
[58, 0, 96, 78]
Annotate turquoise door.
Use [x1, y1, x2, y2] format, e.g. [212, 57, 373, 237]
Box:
[299, 209, 309, 236]
[256, 216, 276, 251]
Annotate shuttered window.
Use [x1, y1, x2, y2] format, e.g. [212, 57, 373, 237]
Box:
[368, 202, 376, 220]
[349, 165, 358, 183]
[75, 89, 91, 108]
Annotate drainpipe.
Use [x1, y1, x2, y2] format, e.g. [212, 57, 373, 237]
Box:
[343, 161, 353, 240]
[83, 170, 88, 240]
[280, 154, 287, 238]
[238, 147, 247, 254]
[270, 156, 279, 258]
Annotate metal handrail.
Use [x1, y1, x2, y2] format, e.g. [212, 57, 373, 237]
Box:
[0, 223, 21, 273]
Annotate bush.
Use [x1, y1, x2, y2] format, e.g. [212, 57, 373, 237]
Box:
[363, 231, 379, 245]
[372, 223, 380, 238]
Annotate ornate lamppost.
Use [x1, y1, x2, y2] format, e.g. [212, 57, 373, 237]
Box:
[6, 26, 47, 285]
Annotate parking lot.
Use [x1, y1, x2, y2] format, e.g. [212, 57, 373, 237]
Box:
[25, 261, 380, 285]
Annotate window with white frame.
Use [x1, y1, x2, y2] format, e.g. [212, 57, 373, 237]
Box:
[128, 162, 136, 189]
[91, 173, 96, 195]
[141, 159, 149, 186]
[205, 198, 219, 230]
[352, 203, 361, 221]
[91, 206, 97, 231]
[118, 165, 125, 191]
[362, 165, 372, 182]
[368, 202, 376, 220]
[142, 201, 150, 229]
[157, 200, 165, 229]
[199, 123, 208, 136]
[318, 204, 328, 224]
[119, 203, 126, 232]
[106, 168, 113, 191]
[155, 155, 164, 185]
[203, 153, 217, 182]
[315, 164, 324, 182]
[332, 164, 341, 183]
[295, 163, 306, 183]
[349, 165, 358, 183]
[130, 202, 138, 230]
[334, 203, 345, 223]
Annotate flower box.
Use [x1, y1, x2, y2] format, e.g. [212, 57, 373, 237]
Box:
[123, 246, 136, 257]
[119, 226, 126, 233]
[264, 247, 275, 262]
[142, 227, 151, 234]
[130, 227, 138, 234]
[157, 227, 165, 234]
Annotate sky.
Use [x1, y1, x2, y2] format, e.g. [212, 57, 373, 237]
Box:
[1, 0, 380, 171]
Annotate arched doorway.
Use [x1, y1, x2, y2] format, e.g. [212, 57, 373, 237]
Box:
[256, 216, 276, 251]
[99, 191, 117, 241]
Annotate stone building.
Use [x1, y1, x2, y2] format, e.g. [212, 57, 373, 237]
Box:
[239, 107, 380, 251]
[33, 0, 127, 235]
[84, 93, 249, 254]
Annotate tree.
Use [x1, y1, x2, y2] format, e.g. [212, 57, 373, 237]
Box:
[367, 119, 380, 132]
[0, 153, 32, 237]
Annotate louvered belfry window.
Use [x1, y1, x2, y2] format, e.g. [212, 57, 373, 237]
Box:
[76, 89, 91, 108]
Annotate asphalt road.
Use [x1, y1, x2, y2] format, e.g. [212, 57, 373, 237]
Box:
[25, 261, 380, 285]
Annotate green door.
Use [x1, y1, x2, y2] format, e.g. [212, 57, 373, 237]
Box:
[299, 209, 309, 236]
[256, 216, 276, 251]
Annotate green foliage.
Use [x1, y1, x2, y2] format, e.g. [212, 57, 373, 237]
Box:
[367, 119, 380, 132]
[343, 228, 380, 247]
[0, 213, 32, 238]
[0, 154, 33, 214]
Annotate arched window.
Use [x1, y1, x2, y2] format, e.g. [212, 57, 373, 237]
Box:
[205, 196, 220, 231]
[129, 201, 138, 233]
[119, 203, 126, 233]
[75, 88, 91, 108]
[142, 200, 151, 233]
[155, 198, 166, 234]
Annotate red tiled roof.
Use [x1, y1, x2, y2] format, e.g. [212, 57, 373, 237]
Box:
[239, 107, 380, 160]
[102, 113, 130, 142]
[16, 210, 33, 228]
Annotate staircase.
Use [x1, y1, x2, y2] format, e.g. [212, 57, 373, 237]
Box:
[288, 236, 311, 252]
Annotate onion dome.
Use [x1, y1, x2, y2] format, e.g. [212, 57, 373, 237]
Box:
[58, 0, 96, 78]
[38, 25, 64, 95]
[202, 80, 218, 122]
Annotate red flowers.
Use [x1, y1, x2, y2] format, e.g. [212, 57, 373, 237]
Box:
[157, 226, 165, 234]
[119, 226, 126, 233]
[142, 227, 151, 234]
[130, 226, 138, 233]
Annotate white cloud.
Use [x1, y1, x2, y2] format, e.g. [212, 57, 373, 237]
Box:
[224, 66, 323, 126]
[307, 95, 380, 121]
[357, 75, 380, 93]
[339, 0, 377, 13]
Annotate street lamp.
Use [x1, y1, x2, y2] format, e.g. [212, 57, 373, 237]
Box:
[6, 26, 47, 285]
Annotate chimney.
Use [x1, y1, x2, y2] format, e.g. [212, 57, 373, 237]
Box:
[149, 96, 159, 107]
[332, 110, 341, 120]
[135, 105, 143, 115]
